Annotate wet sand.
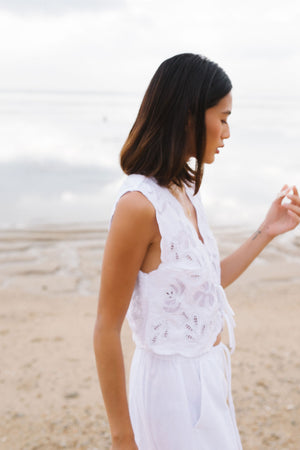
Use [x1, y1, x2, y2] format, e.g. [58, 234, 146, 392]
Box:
[0, 225, 300, 449]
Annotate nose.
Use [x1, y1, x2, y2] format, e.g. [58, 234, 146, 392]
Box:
[222, 124, 230, 140]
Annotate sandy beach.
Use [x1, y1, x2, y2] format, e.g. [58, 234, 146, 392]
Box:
[0, 224, 300, 450]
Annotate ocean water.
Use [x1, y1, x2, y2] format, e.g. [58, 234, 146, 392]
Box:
[1, 90, 299, 231]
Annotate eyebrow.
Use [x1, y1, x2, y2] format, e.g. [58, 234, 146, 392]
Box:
[221, 110, 231, 115]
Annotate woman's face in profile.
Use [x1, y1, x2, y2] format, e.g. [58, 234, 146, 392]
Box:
[203, 91, 232, 164]
[185, 91, 232, 163]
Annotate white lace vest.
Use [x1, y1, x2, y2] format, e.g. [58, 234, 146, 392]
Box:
[111, 174, 236, 357]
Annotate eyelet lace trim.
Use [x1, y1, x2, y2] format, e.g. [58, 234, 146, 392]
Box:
[111, 175, 236, 356]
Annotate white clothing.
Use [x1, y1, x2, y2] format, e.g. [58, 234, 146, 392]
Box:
[129, 344, 241, 450]
[111, 174, 243, 449]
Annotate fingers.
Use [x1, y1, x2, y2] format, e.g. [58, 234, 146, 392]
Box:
[276, 184, 290, 199]
[283, 202, 300, 217]
[276, 185, 299, 203]
[281, 185, 300, 227]
[287, 193, 300, 204]
[287, 185, 300, 205]
[291, 185, 299, 197]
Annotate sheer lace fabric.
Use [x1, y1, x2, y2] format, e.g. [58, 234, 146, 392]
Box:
[111, 174, 236, 357]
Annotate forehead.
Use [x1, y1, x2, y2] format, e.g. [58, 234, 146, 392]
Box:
[216, 92, 232, 111]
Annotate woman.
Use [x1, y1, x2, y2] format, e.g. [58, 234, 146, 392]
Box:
[93, 53, 300, 450]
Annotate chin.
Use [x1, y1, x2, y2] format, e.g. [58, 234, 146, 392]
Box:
[204, 156, 215, 164]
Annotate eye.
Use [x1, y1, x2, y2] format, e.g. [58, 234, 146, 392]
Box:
[221, 120, 228, 125]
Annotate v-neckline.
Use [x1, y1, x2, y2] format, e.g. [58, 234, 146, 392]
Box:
[167, 185, 205, 245]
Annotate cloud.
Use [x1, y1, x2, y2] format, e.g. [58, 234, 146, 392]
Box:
[0, 0, 299, 97]
[0, 0, 125, 16]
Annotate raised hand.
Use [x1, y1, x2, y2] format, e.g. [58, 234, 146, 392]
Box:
[263, 185, 300, 238]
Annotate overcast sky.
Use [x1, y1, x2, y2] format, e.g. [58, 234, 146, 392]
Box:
[0, 0, 299, 97]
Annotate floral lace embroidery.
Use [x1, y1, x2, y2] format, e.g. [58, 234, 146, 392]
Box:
[111, 174, 236, 356]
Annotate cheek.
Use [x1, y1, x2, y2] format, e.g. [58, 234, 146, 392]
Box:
[206, 121, 221, 141]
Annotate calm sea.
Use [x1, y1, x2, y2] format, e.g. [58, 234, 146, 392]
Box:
[1, 90, 299, 230]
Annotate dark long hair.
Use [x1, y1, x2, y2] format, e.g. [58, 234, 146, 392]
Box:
[120, 53, 232, 194]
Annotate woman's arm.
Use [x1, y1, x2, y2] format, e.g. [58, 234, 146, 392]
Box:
[221, 185, 300, 288]
[93, 191, 157, 449]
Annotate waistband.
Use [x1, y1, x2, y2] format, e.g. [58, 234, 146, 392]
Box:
[135, 341, 228, 361]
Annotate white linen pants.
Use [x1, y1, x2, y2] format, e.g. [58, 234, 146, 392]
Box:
[129, 343, 243, 450]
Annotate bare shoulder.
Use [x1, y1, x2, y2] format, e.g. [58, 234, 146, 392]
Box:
[111, 190, 156, 232]
[116, 190, 155, 214]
